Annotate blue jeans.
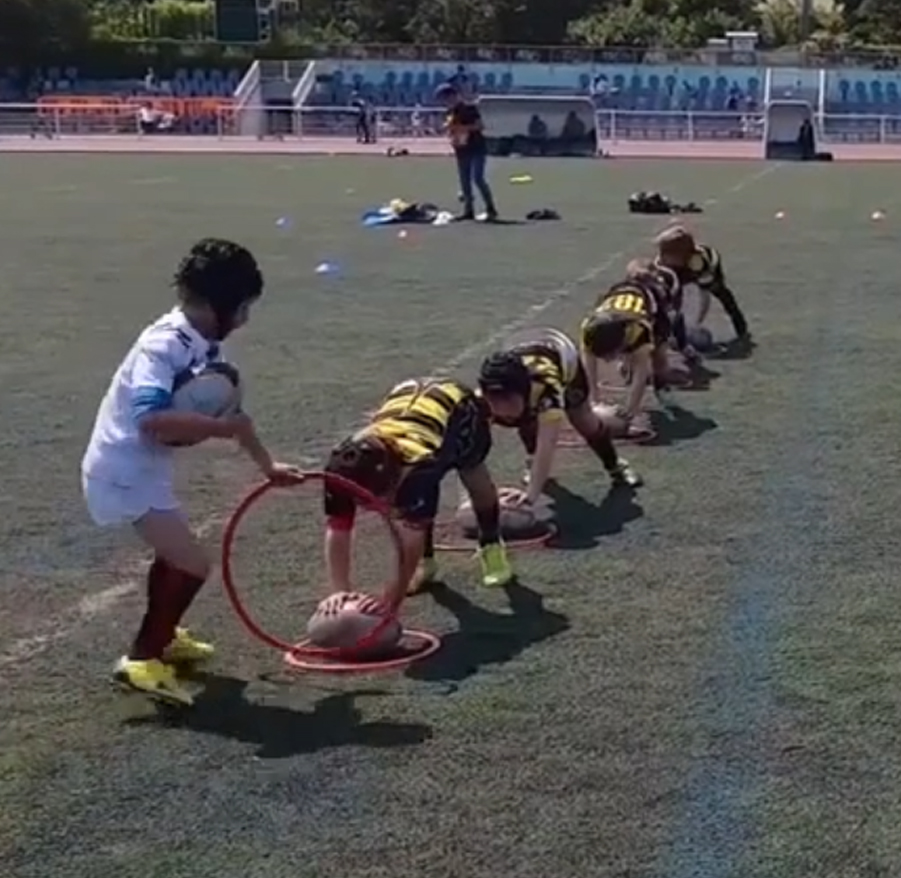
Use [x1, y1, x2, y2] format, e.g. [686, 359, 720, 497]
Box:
[455, 150, 496, 214]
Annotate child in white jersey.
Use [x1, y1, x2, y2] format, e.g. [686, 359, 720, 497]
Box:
[82, 238, 299, 706]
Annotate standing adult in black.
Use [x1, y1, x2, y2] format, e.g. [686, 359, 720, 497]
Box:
[351, 91, 371, 143]
[437, 83, 498, 222]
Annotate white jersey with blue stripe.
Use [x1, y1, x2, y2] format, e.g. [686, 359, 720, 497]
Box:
[81, 307, 221, 485]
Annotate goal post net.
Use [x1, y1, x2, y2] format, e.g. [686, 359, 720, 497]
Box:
[478, 95, 599, 157]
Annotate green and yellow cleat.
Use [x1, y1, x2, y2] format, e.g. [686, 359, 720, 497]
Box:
[113, 657, 194, 707]
[478, 542, 514, 588]
[163, 628, 215, 665]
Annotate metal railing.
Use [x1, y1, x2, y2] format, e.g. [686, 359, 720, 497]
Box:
[286, 106, 769, 142]
[4, 103, 901, 144]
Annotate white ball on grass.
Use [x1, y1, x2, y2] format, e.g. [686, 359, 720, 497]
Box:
[307, 591, 402, 654]
[171, 363, 242, 419]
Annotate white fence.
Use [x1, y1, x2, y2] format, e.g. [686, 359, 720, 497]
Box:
[4, 103, 901, 144]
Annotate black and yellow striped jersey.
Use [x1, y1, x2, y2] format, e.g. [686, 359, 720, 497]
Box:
[367, 377, 490, 471]
[508, 328, 587, 421]
[656, 244, 723, 290]
[324, 377, 492, 526]
[590, 281, 658, 352]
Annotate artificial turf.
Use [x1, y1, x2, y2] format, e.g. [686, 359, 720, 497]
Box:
[2, 155, 901, 877]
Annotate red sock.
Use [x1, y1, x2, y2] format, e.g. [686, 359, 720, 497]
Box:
[130, 557, 206, 661]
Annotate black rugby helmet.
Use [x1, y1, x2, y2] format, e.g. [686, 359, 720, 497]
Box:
[175, 238, 264, 338]
[478, 351, 532, 397]
[581, 312, 630, 358]
[326, 433, 402, 500]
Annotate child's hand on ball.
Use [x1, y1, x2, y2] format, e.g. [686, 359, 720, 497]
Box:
[500, 487, 531, 508]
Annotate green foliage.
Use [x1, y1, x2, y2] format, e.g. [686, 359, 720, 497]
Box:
[0, 0, 90, 62]
[849, 0, 901, 44]
[10, 0, 901, 70]
[90, 0, 213, 42]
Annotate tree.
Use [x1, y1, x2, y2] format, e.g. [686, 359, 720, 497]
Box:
[568, 1, 666, 47]
[404, 0, 497, 42]
[851, 0, 901, 43]
[567, 0, 760, 48]
[758, 0, 805, 45]
[0, 0, 90, 61]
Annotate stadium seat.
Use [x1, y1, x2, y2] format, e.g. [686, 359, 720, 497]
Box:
[29, 57, 901, 142]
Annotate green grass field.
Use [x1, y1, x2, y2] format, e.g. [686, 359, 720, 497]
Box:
[3, 154, 901, 878]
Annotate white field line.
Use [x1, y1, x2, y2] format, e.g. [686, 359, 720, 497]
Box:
[0, 162, 780, 670]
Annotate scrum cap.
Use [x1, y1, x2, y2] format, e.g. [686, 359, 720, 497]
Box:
[327, 433, 402, 500]
[581, 311, 630, 358]
[654, 225, 696, 257]
[478, 351, 532, 398]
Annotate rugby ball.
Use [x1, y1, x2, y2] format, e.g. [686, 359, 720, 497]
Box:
[456, 491, 555, 539]
[171, 362, 242, 418]
[306, 591, 402, 655]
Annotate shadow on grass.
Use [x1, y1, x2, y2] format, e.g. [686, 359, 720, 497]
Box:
[544, 479, 643, 550]
[646, 405, 718, 447]
[124, 679, 432, 759]
[705, 337, 756, 361]
[480, 217, 529, 226]
[406, 580, 569, 686]
[681, 360, 722, 390]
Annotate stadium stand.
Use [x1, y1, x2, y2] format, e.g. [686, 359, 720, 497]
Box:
[305, 62, 766, 110]
[8, 54, 901, 143]
[302, 59, 901, 142]
[24, 65, 243, 98]
[2, 66, 244, 135]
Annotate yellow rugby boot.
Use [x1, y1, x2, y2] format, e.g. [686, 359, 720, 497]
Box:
[479, 542, 514, 588]
[408, 557, 440, 595]
[113, 657, 194, 707]
[163, 628, 215, 665]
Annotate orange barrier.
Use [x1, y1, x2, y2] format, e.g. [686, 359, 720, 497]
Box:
[38, 96, 235, 119]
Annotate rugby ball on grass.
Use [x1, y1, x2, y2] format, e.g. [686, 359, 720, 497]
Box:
[171, 362, 242, 418]
[593, 402, 654, 439]
[307, 591, 402, 655]
[456, 490, 555, 539]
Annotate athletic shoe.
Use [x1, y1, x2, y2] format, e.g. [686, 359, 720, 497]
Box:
[609, 459, 643, 489]
[163, 628, 215, 665]
[113, 657, 193, 707]
[479, 543, 514, 588]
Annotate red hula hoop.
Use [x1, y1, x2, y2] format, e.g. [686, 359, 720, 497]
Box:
[283, 629, 442, 673]
[220, 472, 406, 660]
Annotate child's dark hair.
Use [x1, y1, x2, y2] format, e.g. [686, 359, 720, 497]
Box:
[175, 238, 263, 308]
[435, 82, 459, 100]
